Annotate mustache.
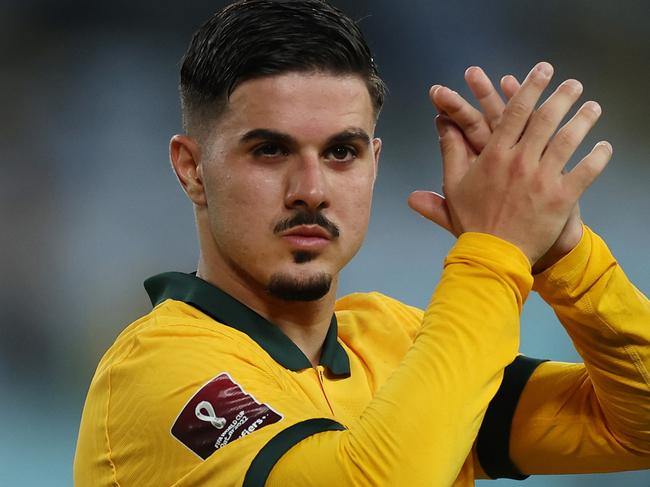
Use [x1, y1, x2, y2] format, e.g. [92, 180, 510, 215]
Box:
[273, 210, 340, 238]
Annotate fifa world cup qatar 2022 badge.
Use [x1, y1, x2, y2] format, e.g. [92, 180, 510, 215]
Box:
[171, 372, 283, 459]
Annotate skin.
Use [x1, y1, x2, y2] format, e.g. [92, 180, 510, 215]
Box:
[409, 63, 608, 269]
[170, 72, 382, 366]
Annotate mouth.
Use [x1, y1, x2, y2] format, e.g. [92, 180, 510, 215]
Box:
[280, 225, 332, 251]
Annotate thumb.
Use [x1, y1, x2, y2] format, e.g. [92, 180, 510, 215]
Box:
[408, 191, 454, 234]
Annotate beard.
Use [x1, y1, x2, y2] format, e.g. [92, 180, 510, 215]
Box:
[267, 271, 332, 301]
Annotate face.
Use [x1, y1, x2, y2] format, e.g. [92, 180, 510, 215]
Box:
[179, 72, 381, 301]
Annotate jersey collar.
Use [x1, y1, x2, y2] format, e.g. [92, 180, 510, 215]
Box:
[144, 272, 350, 377]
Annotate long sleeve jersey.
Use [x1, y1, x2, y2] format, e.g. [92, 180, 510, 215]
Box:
[73, 228, 650, 486]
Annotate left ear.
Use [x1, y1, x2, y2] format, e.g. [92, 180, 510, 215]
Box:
[169, 134, 207, 206]
[371, 137, 382, 181]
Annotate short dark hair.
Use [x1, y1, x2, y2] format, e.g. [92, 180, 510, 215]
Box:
[179, 0, 387, 137]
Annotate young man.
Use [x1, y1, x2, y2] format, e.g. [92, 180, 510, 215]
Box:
[74, 1, 650, 485]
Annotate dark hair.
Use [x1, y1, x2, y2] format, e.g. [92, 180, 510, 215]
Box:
[179, 0, 386, 136]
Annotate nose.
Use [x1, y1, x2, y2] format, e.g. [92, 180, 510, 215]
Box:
[284, 153, 330, 211]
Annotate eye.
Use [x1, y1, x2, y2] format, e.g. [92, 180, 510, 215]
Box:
[253, 143, 288, 158]
[326, 145, 357, 162]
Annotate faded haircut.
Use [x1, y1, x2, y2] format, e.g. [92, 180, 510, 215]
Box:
[179, 0, 387, 138]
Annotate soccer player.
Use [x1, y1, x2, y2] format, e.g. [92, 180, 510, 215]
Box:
[74, 1, 650, 485]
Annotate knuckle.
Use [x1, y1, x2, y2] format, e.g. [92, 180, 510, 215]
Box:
[530, 173, 546, 194]
[508, 152, 529, 178]
[488, 115, 502, 131]
[534, 107, 555, 126]
[554, 129, 576, 148]
[580, 162, 598, 181]
[483, 142, 504, 159]
[505, 100, 530, 120]
[464, 118, 484, 134]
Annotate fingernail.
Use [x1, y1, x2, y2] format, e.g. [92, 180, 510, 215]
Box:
[440, 87, 458, 96]
[561, 79, 583, 95]
[465, 66, 480, 78]
[598, 141, 612, 154]
[584, 101, 601, 115]
[533, 62, 553, 79]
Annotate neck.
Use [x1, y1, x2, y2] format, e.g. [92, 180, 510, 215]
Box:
[195, 223, 337, 367]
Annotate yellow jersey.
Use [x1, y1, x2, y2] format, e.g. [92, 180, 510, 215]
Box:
[74, 228, 650, 486]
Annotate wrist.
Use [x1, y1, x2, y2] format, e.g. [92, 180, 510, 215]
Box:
[531, 223, 583, 274]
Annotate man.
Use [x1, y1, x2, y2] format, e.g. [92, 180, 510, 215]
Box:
[74, 1, 650, 485]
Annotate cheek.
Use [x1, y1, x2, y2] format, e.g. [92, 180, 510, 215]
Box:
[338, 179, 374, 239]
[204, 166, 282, 239]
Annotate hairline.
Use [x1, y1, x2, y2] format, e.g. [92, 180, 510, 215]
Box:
[183, 68, 383, 144]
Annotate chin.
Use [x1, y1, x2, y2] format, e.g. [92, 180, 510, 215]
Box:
[266, 270, 333, 302]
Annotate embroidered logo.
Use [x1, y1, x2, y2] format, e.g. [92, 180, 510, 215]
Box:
[171, 372, 283, 460]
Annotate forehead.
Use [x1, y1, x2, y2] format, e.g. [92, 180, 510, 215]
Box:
[217, 72, 375, 141]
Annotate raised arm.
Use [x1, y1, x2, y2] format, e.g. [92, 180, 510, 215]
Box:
[509, 226, 650, 474]
[420, 63, 650, 478]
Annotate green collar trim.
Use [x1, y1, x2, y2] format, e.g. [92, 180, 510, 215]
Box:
[144, 272, 350, 377]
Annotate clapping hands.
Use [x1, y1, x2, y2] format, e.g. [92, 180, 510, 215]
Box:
[410, 62, 610, 267]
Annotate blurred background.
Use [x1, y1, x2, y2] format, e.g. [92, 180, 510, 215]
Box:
[1, 0, 648, 485]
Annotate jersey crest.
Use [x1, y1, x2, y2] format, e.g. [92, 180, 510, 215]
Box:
[171, 372, 283, 459]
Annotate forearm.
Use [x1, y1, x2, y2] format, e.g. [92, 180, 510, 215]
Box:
[533, 225, 650, 449]
[268, 233, 532, 485]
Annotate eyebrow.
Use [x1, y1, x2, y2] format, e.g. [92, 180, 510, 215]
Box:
[239, 128, 371, 147]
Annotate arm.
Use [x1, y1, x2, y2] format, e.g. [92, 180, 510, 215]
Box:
[508, 225, 650, 474]
[422, 66, 650, 477]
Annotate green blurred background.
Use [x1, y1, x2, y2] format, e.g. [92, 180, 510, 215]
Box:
[1, 1, 648, 485]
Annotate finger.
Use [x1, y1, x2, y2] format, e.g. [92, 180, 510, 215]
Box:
[436, 115, 470, 189]
[500, 75, 520, 101]
[464, 66, 506, 130]
[520, 79, 584, 157]
[429, 85, 445, 114]
[432, 86, 492, 152]
[542, 100, 602, 173]
[407, 191, 454, 233]
[491, 62, 554, 148]
[565, 141, 612, 197]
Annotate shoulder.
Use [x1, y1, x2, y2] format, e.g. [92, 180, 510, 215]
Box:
[76, 299, 286, 485]
[335, 291, 424, 340]
[96, 299, 277, 386]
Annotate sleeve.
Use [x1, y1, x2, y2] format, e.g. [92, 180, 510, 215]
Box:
[480, 225, 650, 477]
[262, 233, 533, 486]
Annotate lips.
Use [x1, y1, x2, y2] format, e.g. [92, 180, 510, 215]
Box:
[280, 225, 332, 251]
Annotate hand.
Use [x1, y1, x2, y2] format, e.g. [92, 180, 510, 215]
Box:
[410, 64, 601, 268]
[409, 62, 611, 264]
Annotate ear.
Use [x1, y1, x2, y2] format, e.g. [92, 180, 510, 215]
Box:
[371, 137, 382, 181]
[170, 134, 207, 206]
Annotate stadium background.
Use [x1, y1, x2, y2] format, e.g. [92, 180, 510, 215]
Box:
[1, 0, 648, 485]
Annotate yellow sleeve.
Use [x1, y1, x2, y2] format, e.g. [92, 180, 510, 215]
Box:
[507, 225, 650, 475]
[266, 233, 532, 486]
